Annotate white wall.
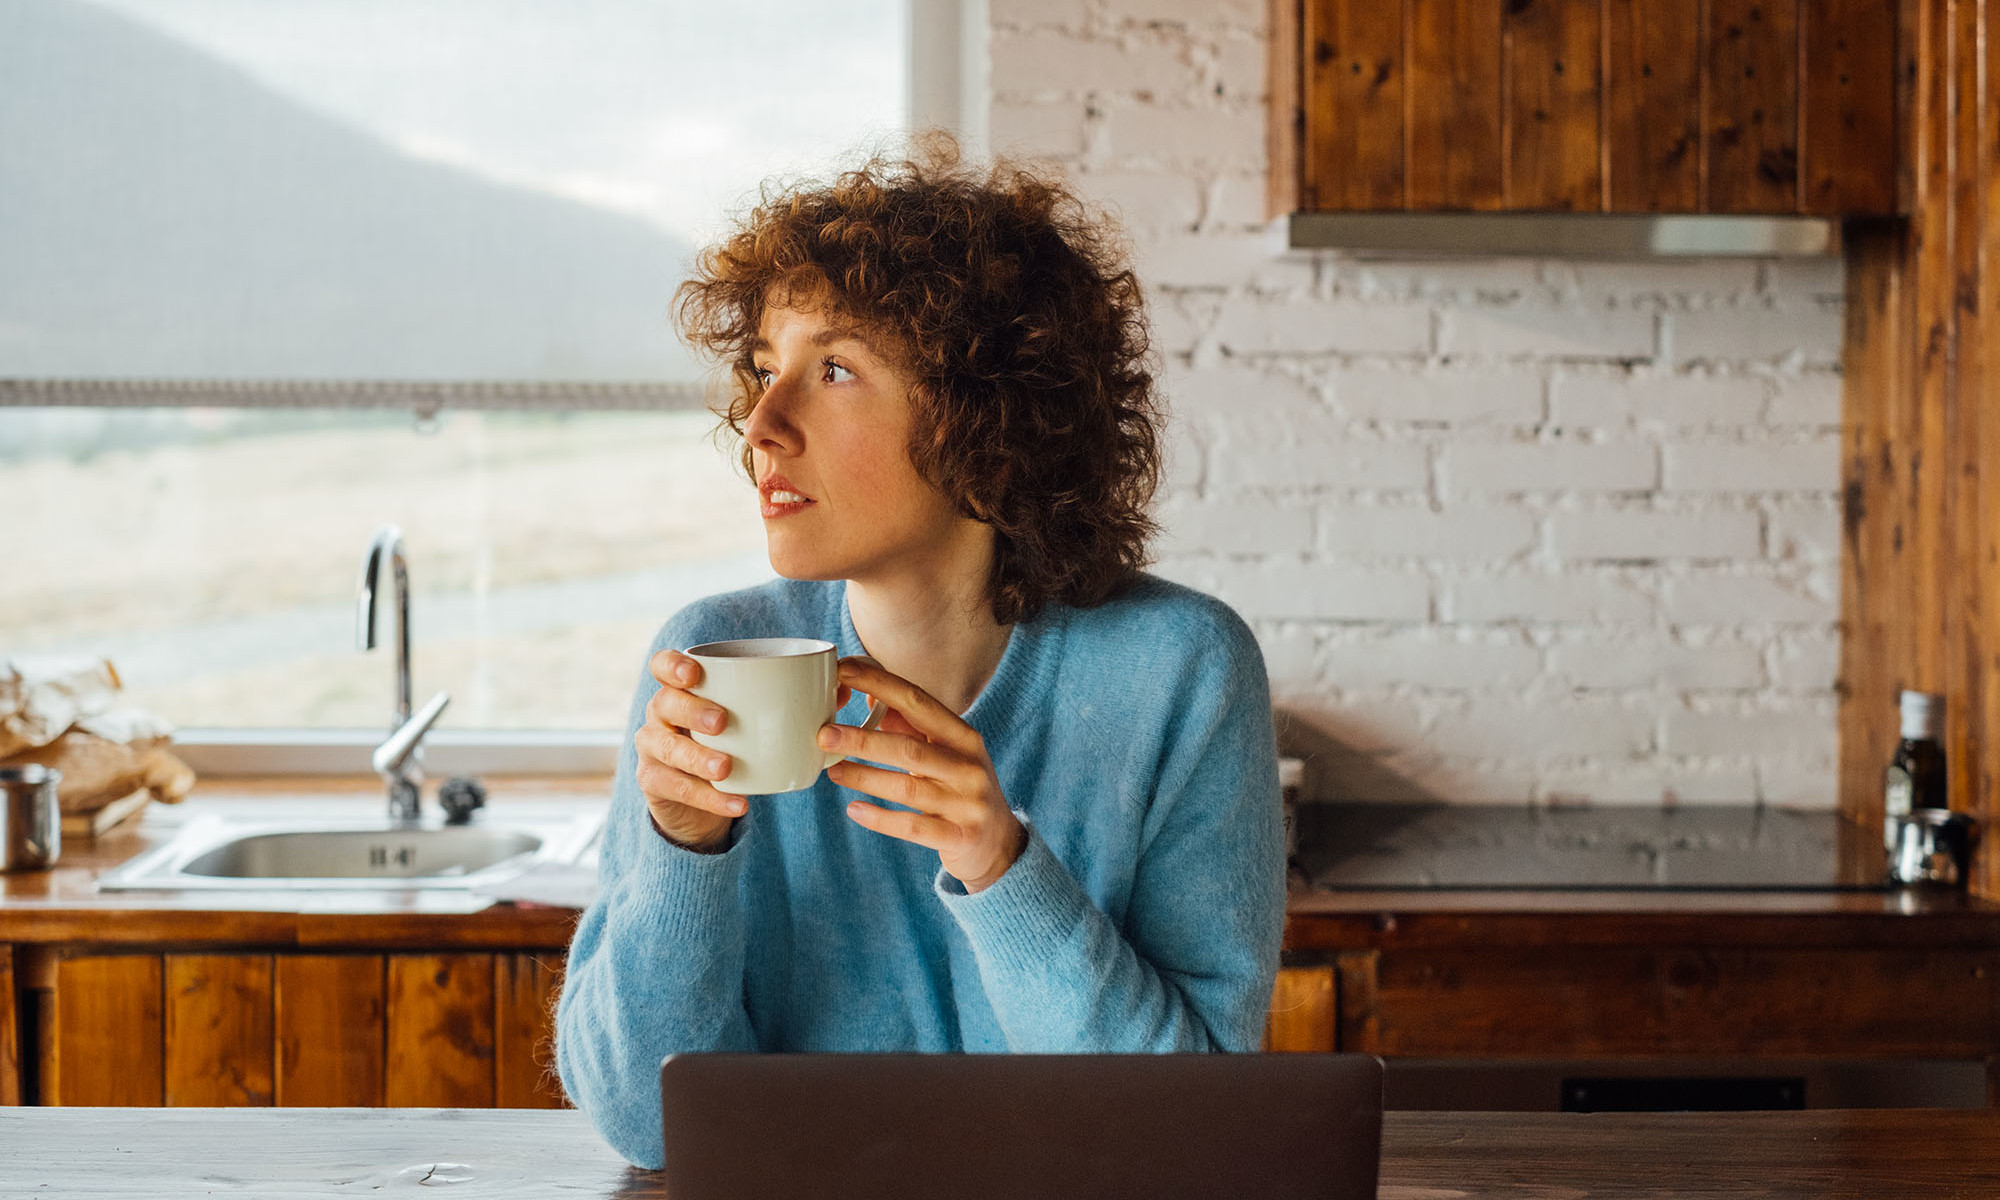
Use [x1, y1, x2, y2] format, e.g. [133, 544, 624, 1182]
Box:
[986, 0, 1845, 808]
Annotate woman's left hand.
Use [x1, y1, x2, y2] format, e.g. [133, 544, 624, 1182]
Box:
[819, 657, 1026, 893]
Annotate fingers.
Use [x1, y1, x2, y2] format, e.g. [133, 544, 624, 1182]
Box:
[835, 658, 985, 759]
[633, 724, 744, 819]
[819, 722, 980, 792]
[843, 798, 958, 852]
[826, 759, 985, 825]
[646, 680, 728, 737]
[649, 648, 699, 688]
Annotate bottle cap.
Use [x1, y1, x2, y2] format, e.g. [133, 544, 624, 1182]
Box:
[1899, 690, 1942, 740]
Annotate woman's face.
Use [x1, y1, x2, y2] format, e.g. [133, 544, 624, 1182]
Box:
[744, 305, 974, 584]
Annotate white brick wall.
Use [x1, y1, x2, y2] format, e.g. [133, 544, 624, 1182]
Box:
[986, 0, 1843, 808]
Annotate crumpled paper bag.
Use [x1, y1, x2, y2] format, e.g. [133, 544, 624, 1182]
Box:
[0, 655, 193, 812]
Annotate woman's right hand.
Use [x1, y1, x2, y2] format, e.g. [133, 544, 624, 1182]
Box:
[632, 649, 743, 852]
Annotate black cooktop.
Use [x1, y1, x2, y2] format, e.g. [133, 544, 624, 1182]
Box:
[1295, 802, 1881, 891]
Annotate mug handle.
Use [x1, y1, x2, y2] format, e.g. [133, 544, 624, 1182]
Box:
[822, 654, 889, 770]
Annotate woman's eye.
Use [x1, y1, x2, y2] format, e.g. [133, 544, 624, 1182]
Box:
[822, 359, 854, 384]
[751, 366, 773, 388]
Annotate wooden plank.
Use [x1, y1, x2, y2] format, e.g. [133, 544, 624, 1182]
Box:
[163, 955, 273, 1106]
[385, 954, 494, 1108]
[1365, 947, 2000, 1057]
[1407, 0, 1505, 209]
[49, 955, 162, 1106]
[0, 946, 17, 1106]
[275, 955, 385, 1107]
[1800, 0, 1899, 213]
[1269, 0, 1304, 217]
[1978, 0, 2000, 898]
[1502, 0, 1602, 209]
[1945, 0, 1989, 898]
[1705, 0, 1800, 211]
[1836, 220, 1910, 887]
[1604, 0, 1703, 210]
[1263, 965, 1338, 1052]
[1333, 951, 1381, 1053]
[1302, 0, 1405, 209]
[495, 954, 567, 1109]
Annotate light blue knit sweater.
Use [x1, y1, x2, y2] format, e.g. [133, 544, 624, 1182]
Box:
[555, 572, 1286, 1168]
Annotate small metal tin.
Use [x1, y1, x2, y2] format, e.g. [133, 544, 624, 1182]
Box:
[1, 764, 61, 872]
[1887, 807, 1977, 889]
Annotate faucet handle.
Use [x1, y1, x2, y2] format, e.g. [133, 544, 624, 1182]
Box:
[373, 689, 451, 778]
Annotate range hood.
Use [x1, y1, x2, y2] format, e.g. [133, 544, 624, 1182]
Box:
[1286, 212, 1839, 259]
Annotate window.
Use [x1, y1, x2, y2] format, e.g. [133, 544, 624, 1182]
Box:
[2, 0, 972, 759]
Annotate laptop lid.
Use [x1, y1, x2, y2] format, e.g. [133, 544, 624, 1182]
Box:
[659, 1052, 1383, 1200]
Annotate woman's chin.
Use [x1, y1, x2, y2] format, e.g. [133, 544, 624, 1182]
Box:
[765, 543, 846, 582]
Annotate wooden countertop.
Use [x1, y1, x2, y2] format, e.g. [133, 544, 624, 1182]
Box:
[3, 1106, 1996, 1198]
[5, 776, 1998, 952]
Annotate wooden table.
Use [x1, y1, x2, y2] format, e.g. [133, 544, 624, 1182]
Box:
[3, 1106, 1996, 1197]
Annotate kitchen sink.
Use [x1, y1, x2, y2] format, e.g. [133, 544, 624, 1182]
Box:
[96, 810, 603, 892]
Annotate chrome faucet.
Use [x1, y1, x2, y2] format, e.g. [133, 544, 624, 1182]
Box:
[357, 525, 450, 824]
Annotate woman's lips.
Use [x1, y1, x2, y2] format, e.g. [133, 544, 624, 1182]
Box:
[759, 480, 816, 519]
[761, 494, 815, 519]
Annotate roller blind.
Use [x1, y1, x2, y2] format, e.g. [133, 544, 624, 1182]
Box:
[0, 0, 909, 409]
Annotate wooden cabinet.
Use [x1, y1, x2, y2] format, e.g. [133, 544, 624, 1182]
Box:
[33, 950, 566, 1108]
[1263, 942, 2000, 1097]
[1271, 0, 1904, 215]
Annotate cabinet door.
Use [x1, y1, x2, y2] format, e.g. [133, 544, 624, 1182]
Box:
[496, 953, 568, 1108]
[1264, 965, 1338, 1052]
[46, 954, 164, 1106]
[1, 945, 20, 1105]
[164, 954, 274, 1105]
[276, 955, 385, 1106]
[1283, 0, 1901, 215]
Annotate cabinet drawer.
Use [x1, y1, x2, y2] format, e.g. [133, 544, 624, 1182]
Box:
[1351, 948, 2000, 1058]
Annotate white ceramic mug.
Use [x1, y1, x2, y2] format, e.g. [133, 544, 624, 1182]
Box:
[683, 638, 885, 795]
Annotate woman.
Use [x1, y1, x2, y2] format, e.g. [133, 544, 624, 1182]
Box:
[556, 138, 1285, 1169]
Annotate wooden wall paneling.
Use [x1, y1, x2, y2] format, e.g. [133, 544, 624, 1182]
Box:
[1800, 0, 1899, 213]
[275, 955, 385, 1107]
[1837, 220, 1912, 885]
[0, 946, 18, 1106]
[1407, 0, 1505, 209]
[1978, 0, 2000, 898]
[1946, 0, 1991, 897]
[1303, 0, 1406, 209]
[495, 954, 567, 1109]
[1502, 0, 1602, 209]
[1604, 0, 1704, 211]
[1264, 965, 1338, 1052]
[163, 954, 273, 1106]
[1269, 0, 1304, 217]
[48, 955, 162, 1106]
[1333, 951, 1381, 1053]
[1704, 0, 1800, 211]
[386, 954, 495, 1107]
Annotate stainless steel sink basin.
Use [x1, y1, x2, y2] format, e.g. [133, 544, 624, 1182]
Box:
[97, 810, 602, 891]
[181, 827, 545, 879]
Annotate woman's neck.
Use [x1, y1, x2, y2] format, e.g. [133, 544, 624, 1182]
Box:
[845, 524, 1012, 716]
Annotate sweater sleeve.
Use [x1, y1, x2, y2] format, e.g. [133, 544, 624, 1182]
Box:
[555, 616, 758, 1169]
[934, 613, 1287, 1053]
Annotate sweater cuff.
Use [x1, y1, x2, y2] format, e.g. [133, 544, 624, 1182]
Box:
[606, 809, 751, 931]
[935, 815, 1090, 967]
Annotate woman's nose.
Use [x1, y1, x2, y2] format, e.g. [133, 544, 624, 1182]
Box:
[743, 375, 800, 452]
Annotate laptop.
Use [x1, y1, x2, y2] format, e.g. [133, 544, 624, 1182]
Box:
[659, 1052, 1384, 1200]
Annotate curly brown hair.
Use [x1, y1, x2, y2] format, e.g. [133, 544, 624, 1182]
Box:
[672, 134, 1162, 627]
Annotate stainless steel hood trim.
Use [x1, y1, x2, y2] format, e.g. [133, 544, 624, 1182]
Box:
[1287, 212, 1840, 258]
